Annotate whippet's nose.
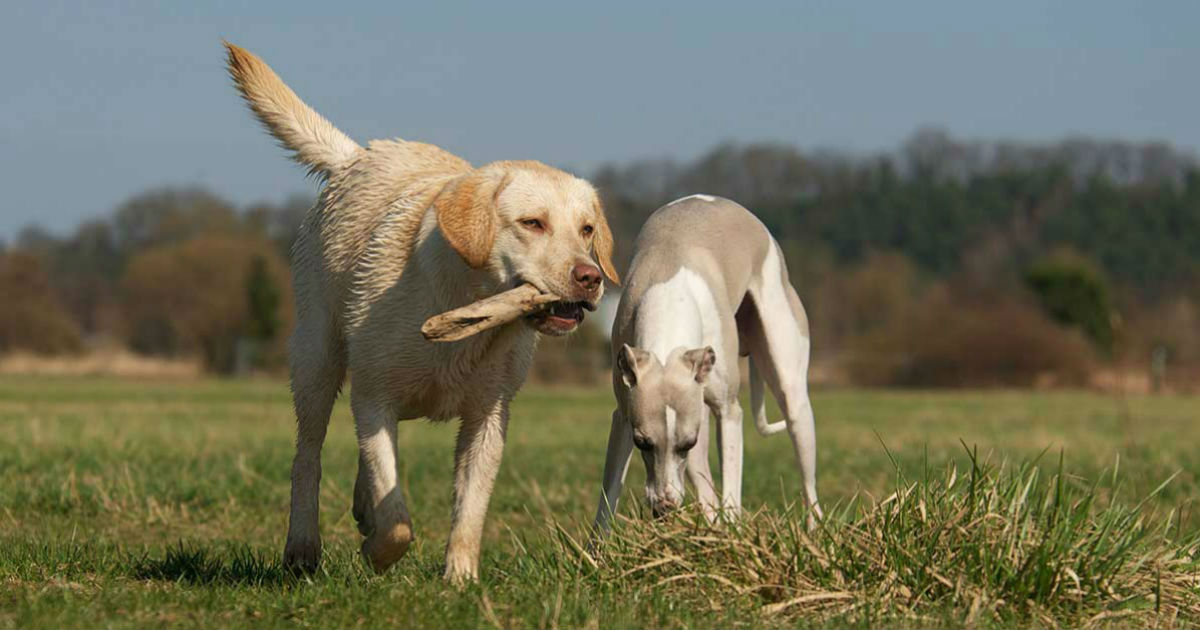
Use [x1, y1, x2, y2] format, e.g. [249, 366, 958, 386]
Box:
[652, 498, 680, 518]
[571, 263, 603, 292]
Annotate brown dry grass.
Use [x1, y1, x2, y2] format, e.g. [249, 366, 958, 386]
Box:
[0, 349, 201, 378]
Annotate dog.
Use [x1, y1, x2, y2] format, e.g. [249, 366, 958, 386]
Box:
[592, 195, 820, 531]
[224, 43, 619, 582]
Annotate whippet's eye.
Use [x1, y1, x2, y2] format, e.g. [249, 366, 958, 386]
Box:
[520, 218, 544, 232]
[581, 225, 594, 237]
[632, 435, 654, 452]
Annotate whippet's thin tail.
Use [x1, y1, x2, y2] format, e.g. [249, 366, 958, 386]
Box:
[224, 41, 361, 178]
[750, 357, 788, 437]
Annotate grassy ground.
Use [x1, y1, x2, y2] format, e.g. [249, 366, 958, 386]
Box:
[0, 375, 1197, 628]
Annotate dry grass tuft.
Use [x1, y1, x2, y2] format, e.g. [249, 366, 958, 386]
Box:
[569, 449, 1200, 628]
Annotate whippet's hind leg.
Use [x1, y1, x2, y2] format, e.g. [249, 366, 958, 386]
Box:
[754, 299, 822, 526]
[748, 248, 822, 527]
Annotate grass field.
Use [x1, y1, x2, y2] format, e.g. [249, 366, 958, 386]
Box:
[1, 375, 1197, 628]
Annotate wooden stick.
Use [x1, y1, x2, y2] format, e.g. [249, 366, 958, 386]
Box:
[421, 284, 559, 342]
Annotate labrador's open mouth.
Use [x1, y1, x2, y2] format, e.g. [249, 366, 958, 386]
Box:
[527, 299, 596, 335]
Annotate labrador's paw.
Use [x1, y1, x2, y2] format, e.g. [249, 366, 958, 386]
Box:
[361, 522, 414, 574]
[283, 535, 321, 574]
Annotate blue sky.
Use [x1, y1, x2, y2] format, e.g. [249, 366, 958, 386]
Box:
[2, 1, 1197, 238]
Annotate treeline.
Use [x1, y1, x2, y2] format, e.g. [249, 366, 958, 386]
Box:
[595, 129, 1200, 388]
[1, 189, 308, 373]
[2, 129, 1198, 387]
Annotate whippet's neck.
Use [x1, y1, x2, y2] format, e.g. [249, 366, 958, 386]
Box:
[632, 266, 717, 365]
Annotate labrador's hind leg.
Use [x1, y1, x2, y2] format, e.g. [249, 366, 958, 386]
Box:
[283, 315, 346, 572]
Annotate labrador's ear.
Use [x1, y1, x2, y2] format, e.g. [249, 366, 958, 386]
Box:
[681, 346, 716, 384]
[591, 196, 621, 285]
[617, 344, 650, 387]
[435, 171, 511, 268]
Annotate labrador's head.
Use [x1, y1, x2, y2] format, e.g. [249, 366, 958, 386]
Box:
[435, 160, 619, 335]
[614, 344, 716, 516]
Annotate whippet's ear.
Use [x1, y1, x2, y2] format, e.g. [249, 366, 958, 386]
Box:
[617, 344, 648, 387]
[590, 193, 620, 285]
[435, 170, 512, 268]
[681, 346, 716, 384]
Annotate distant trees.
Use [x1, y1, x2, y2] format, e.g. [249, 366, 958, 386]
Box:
[5, 186, 297, 374]
[4, 128, 1198, 386]
[1025, 253, 1115, 355]
[0, 252, 83, 354]
[245, 255, 282, 342]
[121, 236, 290, 374]
[596, 130, 1200, 294]
[112, 188, 242, 253]
[594, 129, 1200, 388]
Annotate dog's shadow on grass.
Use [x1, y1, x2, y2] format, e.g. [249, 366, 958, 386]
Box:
[131, 542, 293, 587]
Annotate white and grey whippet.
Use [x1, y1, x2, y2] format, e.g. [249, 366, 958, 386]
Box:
[593, 195, 822, 531]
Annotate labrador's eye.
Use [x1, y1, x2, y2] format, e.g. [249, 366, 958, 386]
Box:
[581, 225, 594, 237]
[520, 218, 544, 232]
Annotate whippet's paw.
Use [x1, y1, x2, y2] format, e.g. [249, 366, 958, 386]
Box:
[806, 504, 824, 531]
[283, 536, 322, 574]
[361, 522, 414, 574]
[443, 553, 479, 585]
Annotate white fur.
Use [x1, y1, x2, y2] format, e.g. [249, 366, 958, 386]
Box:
[665, 193, 717, 207]
[755, 238, 810, 373]
[635, 267, 723, 367]
[749, 238, 801, 436]
[664, 406, 686, 501]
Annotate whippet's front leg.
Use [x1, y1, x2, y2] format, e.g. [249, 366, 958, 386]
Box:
[713, 401, 744, 518]
[592, 409, 634, 534]
[444, 395, 510, 583]
[685, 409, 720, 522]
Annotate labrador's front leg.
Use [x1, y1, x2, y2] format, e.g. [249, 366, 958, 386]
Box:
[444, 395, 509, 583]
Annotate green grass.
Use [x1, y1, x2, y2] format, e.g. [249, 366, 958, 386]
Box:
[1, 375, 1197, 628]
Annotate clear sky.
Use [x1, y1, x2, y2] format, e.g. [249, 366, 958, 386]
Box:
[2, 1, 1197, 238]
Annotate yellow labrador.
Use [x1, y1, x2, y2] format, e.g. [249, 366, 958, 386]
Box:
[225, 43, 618, 582]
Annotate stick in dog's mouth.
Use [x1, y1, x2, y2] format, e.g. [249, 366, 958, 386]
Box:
[421, 284, 594, 342]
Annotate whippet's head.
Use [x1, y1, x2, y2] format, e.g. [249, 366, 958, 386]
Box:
[615, 343, 716, 516]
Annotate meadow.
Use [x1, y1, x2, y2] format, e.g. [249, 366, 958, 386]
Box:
[1, 375, 1197, 628]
